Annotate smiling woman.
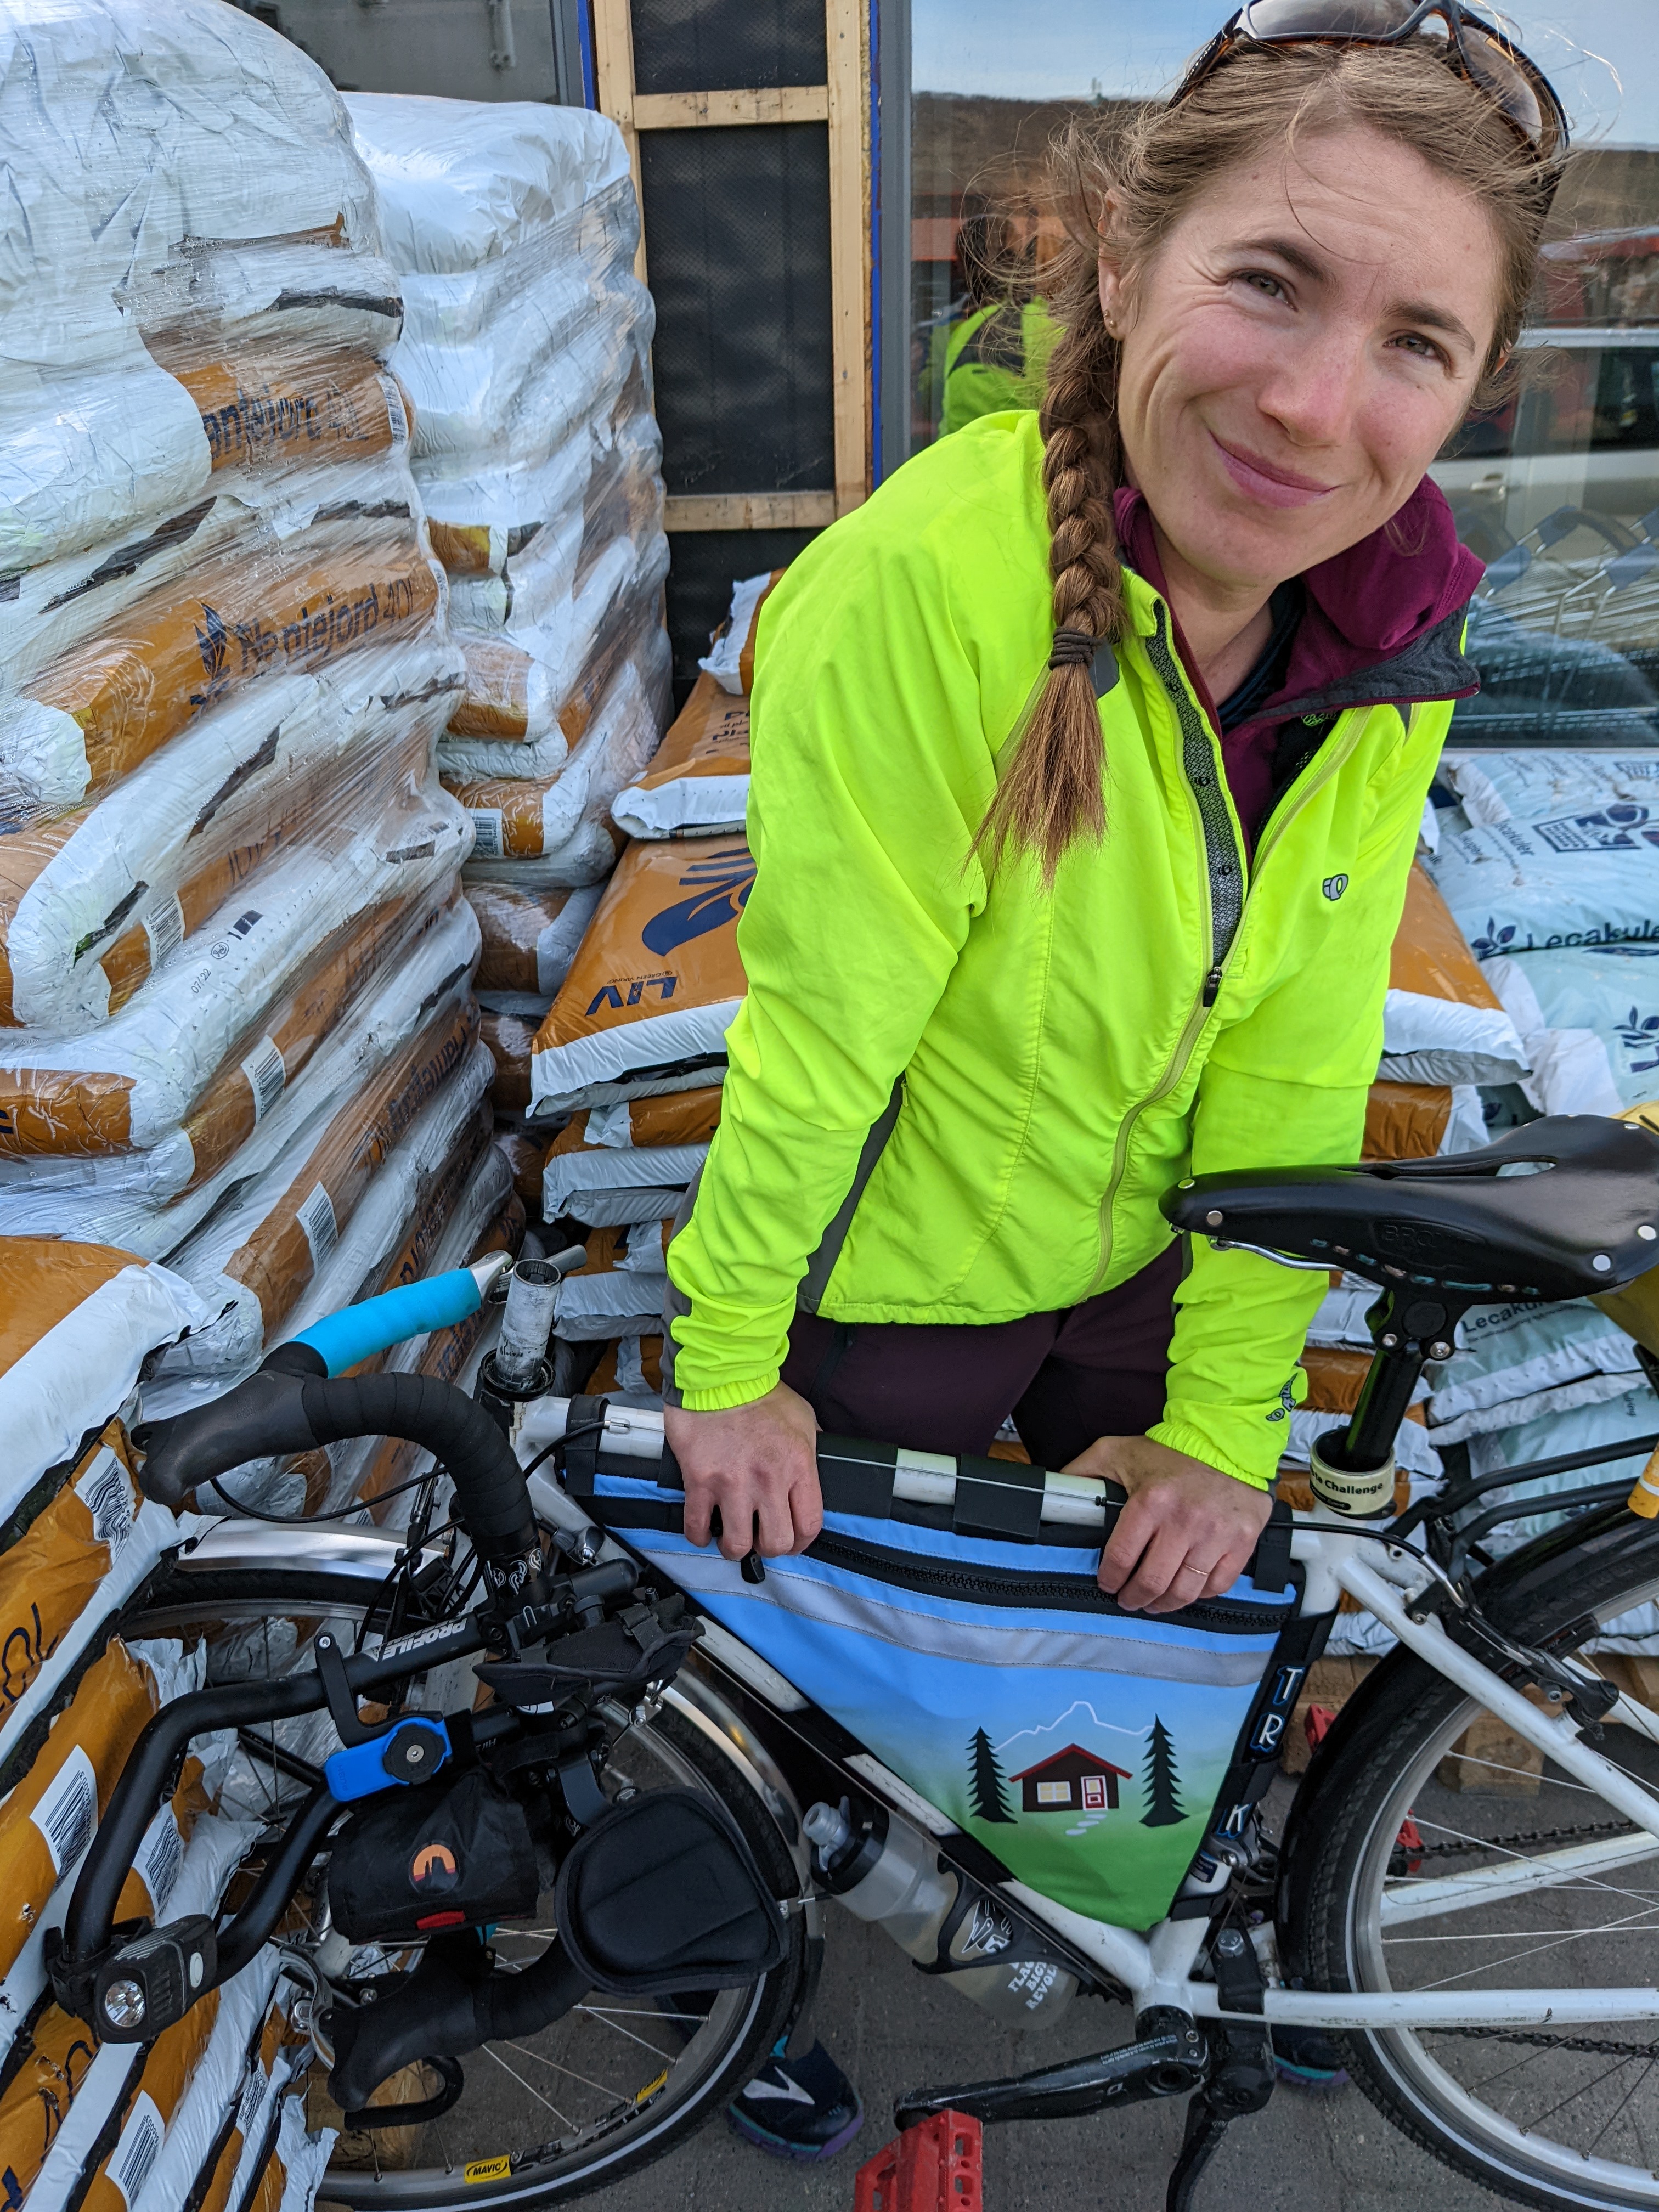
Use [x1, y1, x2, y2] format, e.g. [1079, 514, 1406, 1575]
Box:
[656, 25, 1562, 1638]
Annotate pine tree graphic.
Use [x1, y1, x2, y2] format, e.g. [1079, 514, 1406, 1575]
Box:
[1141, 1716, 1186, 1828]
[967, 1727, 1015, 1823]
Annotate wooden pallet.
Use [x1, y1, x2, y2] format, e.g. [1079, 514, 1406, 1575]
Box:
[1280, 1651, 1659, 1791]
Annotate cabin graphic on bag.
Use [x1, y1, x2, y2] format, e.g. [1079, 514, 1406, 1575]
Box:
[1007, 1745, 1132, 1815]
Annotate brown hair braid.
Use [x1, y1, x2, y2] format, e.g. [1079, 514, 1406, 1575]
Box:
[974, 40, 1559, 882]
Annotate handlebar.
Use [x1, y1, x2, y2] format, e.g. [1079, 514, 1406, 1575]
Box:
[132, 1346, 546, 1611]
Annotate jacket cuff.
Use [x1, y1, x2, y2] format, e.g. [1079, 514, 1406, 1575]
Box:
[676, 1370, 782, 1414]
[1146, 1415, 1277, 1493]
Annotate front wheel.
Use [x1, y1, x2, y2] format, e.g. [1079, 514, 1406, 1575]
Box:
[123, 1551, 805, 2209]
[1282, 1507, 1659, 2211]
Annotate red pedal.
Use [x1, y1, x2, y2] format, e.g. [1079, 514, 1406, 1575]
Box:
[853, 2111, 984, 2212]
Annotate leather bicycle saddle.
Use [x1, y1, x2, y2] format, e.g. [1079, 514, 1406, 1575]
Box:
[1162, 1114, 1659, 1305]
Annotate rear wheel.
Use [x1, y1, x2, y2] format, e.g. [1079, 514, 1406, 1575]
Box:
[125, 1551, 805, 2208]
[1284, 1514, 1659, 2210]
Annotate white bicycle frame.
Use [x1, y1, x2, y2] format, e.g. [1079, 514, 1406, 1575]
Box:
[516, 1395, 1659, 2040]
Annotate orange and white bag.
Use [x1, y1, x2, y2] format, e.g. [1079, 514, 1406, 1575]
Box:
[1380, 865, 1530, 1087]
[697, 571, 783, 695]
[531, 838, 749, 1114]
[612, 670, 749, 840]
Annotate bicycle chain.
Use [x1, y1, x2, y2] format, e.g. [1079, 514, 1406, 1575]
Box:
[1403, 1819, 1657, 2057]
[1414, 1817, 1635, 1860]
[1432, 2026, 1659, 2059]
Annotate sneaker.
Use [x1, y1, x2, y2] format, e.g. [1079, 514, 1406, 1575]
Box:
[1272, 2024, 1350, 2092]
[727, 2038, 865, 2160]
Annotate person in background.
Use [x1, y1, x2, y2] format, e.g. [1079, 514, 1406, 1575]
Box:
[669, 3, 1564, 2157]
[938, 188, 1064, 437]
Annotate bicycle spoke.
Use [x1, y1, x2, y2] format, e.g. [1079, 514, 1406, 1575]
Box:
[484, 2044, 573, 2124]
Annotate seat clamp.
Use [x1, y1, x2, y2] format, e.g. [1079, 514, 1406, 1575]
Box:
[1308, 1432, 1396, 1519]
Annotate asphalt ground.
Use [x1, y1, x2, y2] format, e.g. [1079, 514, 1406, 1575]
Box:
[584, 1904, 1525, 2212]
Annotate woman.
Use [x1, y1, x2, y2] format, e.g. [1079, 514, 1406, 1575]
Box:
[663, 4, 1565, 2155]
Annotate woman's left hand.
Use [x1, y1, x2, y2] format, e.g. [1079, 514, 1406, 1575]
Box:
[1065, 1435, 1272, 1613]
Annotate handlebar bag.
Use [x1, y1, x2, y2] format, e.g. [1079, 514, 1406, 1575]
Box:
[584, 1442, 1326, 1931]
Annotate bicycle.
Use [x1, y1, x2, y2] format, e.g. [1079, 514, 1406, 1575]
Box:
[50, 1109, 1659, 2211]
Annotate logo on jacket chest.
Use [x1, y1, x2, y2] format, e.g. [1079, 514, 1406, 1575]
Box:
[1322, 874, 1348, 902]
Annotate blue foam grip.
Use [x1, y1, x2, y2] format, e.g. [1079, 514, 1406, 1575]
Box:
[293, 1271, 483, 1378]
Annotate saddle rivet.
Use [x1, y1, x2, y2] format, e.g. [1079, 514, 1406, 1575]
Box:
[1593, 1254, 1613, 1271]
[1205, 1210, 1223, 1227]
[1429, 1340, 1453, 1359]
[1381, 1333, 1399, 1348]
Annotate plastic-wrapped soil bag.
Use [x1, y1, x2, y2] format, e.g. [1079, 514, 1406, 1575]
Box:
[1423, 1297, 1645, 1444]
[124, 1955, 283, 2212]
[20, 1812, 260, 2212]
[0, 782, 470, 1156]
[242, 2093, 335, 2212]
[1429, 817, 1659, 958]
[186, 2001, 308, 2212]
[0, 1421, 182, 1726]
[0, 1242, 211, 1506]
[0, 635, 460, 1031]
[482, 1010, 535, 1114]
[698, 572, 783, 696]
[0, 0, 380, 574]
[532, 837, 750, 1114]
[1, 527, 440, 827]
[1441, 748, 1659, 828]
[1486, 945, 1659, 1116]
[0, 891, 481, 1242]
[1363, 1079, 1486, 1160]
[443, 640, 670, 860]
[612, 670, 751, 840]
[1380, 865, 1530, 1087]
[0, 1638, 202, 1994]
[471, 881, 600, 999]
[543, 1092, 722, 1226]
[557, 1218, 670, 1340]
[157, 1013, 493, 1372]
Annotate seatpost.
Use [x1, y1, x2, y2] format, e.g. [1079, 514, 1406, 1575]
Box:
[1310, 1287, 1461, 1516]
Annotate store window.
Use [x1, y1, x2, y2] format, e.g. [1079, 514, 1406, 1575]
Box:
[904, 2, 1659, 747]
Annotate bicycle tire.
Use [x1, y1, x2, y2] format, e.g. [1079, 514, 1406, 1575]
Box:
[123, 1553, 806, 2210]
[1282, 1504, 1659, 2211]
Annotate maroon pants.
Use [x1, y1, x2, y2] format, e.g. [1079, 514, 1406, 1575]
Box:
[780, 1243, 1184, 1466]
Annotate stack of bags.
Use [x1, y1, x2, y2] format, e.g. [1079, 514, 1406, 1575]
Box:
[0, 1241, 331, 2206]
[529, 575, 772, 1397]
[342, 95, 674, 1189]
[0, 0, 514, 1474]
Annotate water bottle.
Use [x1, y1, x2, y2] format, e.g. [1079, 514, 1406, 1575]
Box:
[804, 1799, 1077, 2028]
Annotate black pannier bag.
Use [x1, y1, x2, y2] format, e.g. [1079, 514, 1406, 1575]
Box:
[555, 1790, 786, 1995]
[329, 1769, 540, 1941]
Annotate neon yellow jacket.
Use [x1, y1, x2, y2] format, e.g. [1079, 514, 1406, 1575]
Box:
[667, 411, 1472, 1487]
[941, 300, 1060, 436]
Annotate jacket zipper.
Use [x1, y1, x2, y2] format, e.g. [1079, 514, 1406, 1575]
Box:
[1089, 607, 1369, 1291]
[810, 1530, 1292, 1634]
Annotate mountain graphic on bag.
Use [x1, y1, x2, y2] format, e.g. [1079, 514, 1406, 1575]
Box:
[640, 845, 753, 956]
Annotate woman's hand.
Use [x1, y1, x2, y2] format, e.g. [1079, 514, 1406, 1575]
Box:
[1066, 1434, 1272, 1613]
[664, 1383, 824, 1560]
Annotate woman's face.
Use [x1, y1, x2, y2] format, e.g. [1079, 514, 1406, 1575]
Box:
[1101, 123, 1505, 596]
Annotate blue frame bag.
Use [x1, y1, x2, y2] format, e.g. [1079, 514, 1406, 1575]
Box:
[582, 1434, 1323, 1930]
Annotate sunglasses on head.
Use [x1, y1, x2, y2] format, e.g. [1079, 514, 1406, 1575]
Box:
[1172, 0, 1568, 164]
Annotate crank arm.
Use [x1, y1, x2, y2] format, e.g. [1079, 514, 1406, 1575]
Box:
[894, 2010, 1206, 2129]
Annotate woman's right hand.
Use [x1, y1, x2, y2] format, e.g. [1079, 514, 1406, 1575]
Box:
[664, 1382, 824, 1559]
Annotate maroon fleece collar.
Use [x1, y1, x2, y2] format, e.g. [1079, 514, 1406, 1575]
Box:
[1113, 476, 1485, 735]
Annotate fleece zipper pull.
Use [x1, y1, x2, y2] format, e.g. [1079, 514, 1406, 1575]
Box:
[1202, 967, 1223, 1007]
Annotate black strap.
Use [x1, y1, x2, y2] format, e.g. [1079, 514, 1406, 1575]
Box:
[816, 1436, 896, 1520]
[952, 1454, 1046, 1542]
[1250, 1499, 1293, 1594]
[561, 1395, 608, 1499]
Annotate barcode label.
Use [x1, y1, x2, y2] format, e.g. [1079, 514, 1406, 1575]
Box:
[107, 2092, 163, 2208]
[240, 1035, 286, 1124]
[31, 1747, 96, 1876]
[379, 371, 409, 447]
[74, 1446, 134, 1554]
[134, 1800, 183, 1914]
[467, 809, 504, 861]
[143, 895, 184, 972]
[234, 2062, 269, 2141]
[296, 1183, 338, 1274]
